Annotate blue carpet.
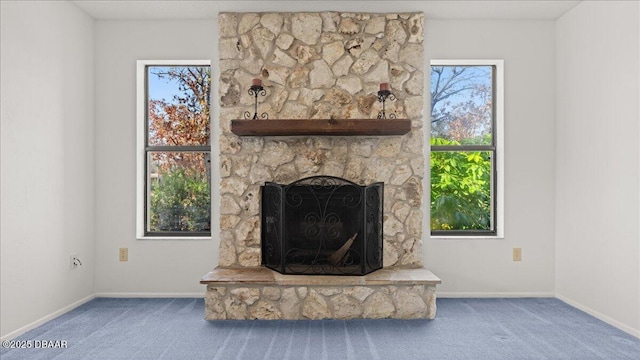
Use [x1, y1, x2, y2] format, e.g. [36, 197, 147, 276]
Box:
[1, 298, 638, 359]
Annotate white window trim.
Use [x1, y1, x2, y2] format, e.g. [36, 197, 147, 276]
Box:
[135, 60, 212, 240]
[429, 59, 505, 239]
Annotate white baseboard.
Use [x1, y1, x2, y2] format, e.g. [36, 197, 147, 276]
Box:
[1, 294, 95, 341]
[438, 292, 554, 298]
[556, 294, 640, 339]
[1, 292, 204, 340]
[95, 292, 204, 298]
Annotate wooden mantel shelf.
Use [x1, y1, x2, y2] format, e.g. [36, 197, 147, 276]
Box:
[231, 118, 411, 136]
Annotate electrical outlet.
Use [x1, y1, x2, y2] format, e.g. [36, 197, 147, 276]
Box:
[119, 248, 128, 262]
[70, 254, 81, 269]
[513, 248, 522, 262]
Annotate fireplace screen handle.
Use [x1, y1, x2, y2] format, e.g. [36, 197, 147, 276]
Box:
[327, 232, 358, 266]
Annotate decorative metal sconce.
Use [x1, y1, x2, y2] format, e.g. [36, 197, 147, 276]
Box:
[377, 82, 396, 119]
[244, 78, 268, 120]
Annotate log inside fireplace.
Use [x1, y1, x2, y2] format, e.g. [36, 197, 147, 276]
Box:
[261, 176, 383, 275]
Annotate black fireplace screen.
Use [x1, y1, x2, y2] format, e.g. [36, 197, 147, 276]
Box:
[261, 176, 383, 275]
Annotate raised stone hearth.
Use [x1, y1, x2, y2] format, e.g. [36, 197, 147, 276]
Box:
[201, 267, 441, 320]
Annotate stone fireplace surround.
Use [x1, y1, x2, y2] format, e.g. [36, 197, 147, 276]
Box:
[202, 11, 440, 320]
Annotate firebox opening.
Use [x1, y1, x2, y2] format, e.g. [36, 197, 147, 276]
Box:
[261, 176, 383, 276]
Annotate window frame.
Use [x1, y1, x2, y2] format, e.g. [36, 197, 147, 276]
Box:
[136, 60, 212, 240]
[429, 59, 504, 239]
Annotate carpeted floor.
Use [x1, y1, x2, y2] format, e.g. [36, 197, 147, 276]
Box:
[1, 298, 638, 359]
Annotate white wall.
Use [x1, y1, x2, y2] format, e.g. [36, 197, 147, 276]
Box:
[92, 6, 558, 297]
[94, 20, 217, 295]
[556, 1, 640, 336]
[0, 1, 95, 338]
[424, 20, 557, 296]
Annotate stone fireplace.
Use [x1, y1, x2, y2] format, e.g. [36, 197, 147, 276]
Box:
[201, 11, 440, 320]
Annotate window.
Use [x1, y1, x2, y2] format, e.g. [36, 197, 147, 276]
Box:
[136, 61, 212, 238]
[430, 60, 504, 237]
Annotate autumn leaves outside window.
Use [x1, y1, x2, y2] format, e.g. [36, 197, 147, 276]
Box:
[145, 65, 211, 236]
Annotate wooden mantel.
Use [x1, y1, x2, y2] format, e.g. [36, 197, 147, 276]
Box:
[230, 119, 411, 136]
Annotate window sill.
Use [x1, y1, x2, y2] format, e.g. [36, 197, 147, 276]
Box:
[137, 236, 212, 241]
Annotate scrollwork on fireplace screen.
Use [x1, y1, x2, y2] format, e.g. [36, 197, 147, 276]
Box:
[261, 176, 383, 276]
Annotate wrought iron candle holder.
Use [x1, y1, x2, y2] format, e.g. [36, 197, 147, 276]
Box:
[377, 84, 396, 119]
[244, 80, 268, 120]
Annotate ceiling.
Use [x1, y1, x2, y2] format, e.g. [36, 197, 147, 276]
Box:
[72, 0, 582, 20]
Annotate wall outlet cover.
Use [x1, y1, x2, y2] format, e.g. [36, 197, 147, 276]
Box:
[513, 248, 522, 262]
[119, 248, 128, 262]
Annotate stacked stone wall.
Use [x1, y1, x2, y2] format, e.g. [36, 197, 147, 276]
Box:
[218, 12, 425, 269]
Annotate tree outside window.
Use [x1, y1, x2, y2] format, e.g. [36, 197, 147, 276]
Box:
[430, 64, 497, 235]
[145, 65, 211, 236]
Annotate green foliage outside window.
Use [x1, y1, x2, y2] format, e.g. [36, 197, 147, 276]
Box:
[430, 65, 495, 233]
[430, 137, 492, 231]
[150, 167, 210, 232]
